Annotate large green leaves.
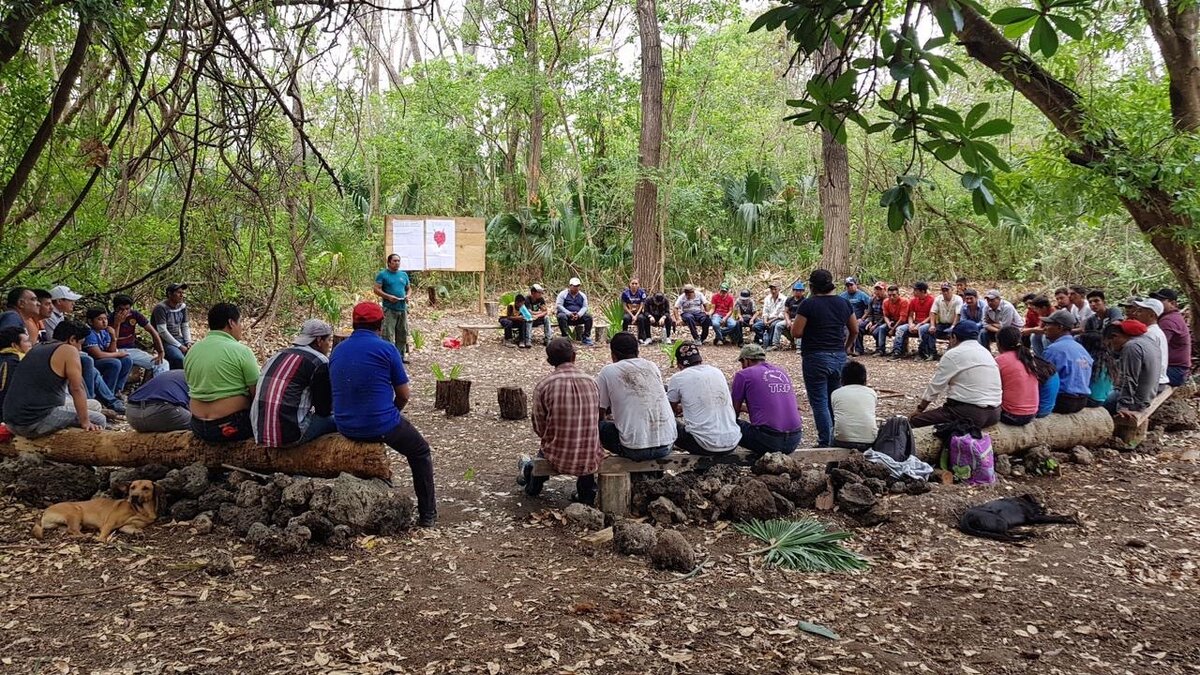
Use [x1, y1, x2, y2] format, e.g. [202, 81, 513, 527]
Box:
[989, 0, 1091, 57]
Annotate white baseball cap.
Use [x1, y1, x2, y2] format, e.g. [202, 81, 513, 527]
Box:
[49, 285, 81, 301]
[293, 319, 333, 346]
[568, 277, 582, 286]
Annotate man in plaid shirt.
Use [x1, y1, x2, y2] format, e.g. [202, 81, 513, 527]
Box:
[518, 338, 606, 504]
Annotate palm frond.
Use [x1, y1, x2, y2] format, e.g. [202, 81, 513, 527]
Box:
[735, 519, 869, 573]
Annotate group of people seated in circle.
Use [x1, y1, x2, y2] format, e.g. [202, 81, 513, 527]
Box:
[517, 273, 1193, 504]
[0, 283, 438, 527]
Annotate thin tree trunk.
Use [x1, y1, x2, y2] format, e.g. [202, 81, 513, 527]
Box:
[633, 0, 664, 292]
[405, 0, 423, 65]
[525, 0, 542, 205]
[0, 18, 93, 234]
[816, 40, 851, 276]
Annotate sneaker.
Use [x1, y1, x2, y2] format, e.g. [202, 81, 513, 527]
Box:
[714, 338, 724, 346]
[516, 455, 533, 486]
[417, 513, 438, 528]
[582, 337, 595, 346]
[109, 399, 126, 415]
[520, 342, 532, 349]
[640, 338, 652, 346]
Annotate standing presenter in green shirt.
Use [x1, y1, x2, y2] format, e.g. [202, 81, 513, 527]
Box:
[374, 254, 411, 363]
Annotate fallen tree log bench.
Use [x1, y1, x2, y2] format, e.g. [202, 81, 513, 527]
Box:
[0, 429, 393, 480]
[1113, 385, 1174, 447]
[532, 448, 856, 516]
[459, 318, 611, 346]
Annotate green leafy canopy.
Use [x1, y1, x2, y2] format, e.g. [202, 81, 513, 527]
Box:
[751, 0, 1092, 230]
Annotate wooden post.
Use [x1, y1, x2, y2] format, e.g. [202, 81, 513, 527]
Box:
[478, 271, 485, 313]
[434, 380, 451, 410]
[445, 379, 472, 416]
[497, 386, 528, 420]
[597, 473, 631, 517]
[427, 286, 437, 306]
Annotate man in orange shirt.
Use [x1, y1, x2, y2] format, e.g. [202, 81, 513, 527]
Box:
[892, 281, 934, 360]
[874, 285, 908, 357]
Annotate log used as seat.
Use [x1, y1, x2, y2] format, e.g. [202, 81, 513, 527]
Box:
[0, 429, 392, 480]
[910, 407, 1116, 462]
[1113, 386, 1174, 446]
[459, 319, 610, 346]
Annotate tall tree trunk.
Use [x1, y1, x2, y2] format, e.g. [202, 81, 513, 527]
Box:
[816, 40, 850, 276]
[0, 18, 93, 234]
[633, 0, 664, 292]
[461, 0, 483, 59]
[404, 0, 423, 65]
[525, 0, 542, 205]
[503, 107, 520, 211]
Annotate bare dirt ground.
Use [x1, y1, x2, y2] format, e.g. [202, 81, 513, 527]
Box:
[2, 309, 1199, 674]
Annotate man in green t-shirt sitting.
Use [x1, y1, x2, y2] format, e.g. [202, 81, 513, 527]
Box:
[373, 254, 411, 363]
[184, 303, 260, 442]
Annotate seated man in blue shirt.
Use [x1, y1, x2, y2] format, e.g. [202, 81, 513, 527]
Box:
[1041, 310, 1093, 414]
[330, 302, 437, 527]
[555, 277, 594, 345]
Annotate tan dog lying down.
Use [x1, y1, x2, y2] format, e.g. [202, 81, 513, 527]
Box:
[31, 479, 159, 541]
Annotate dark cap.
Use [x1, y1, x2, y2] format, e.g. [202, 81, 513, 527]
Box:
[165, 283, 188, 296]
[1043, 309, 1077, 329]
[676, 342, 702, 366]
[1150, 288, 1179, 303]
[953, 320, 980, 340]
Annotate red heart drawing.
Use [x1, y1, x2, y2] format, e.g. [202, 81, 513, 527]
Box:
[433, 230, 446, 247]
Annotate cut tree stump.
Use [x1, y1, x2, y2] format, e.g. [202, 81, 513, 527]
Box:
[434, 380, 451, 410]
[0, 430, 391, 479]
[444, 379, 472, 416]
[426, 286, 437, 306]
[484, 301, 499, 318]
[910, 406, 1116, 463]
[461, 329, 479, 347]
[597, 473, 631, 517]
[1114, 386, 1174, 447]
[497, 386, 528, 420]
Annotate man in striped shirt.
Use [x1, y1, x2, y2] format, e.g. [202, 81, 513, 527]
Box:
[251, 319, 336, 447]
[519, 337, 606, 505]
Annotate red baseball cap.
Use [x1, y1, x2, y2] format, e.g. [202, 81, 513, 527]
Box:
[352, 302, 384, 324]
[1113, 319, 1147, 336]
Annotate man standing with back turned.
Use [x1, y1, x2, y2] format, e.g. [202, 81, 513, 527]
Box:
[374, 254, 411, 364]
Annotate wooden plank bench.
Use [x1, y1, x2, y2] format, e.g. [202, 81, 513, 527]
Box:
[460, 318, 610, 346]
[532, 447, 856, 515]
[1113, 385, 1173, 447]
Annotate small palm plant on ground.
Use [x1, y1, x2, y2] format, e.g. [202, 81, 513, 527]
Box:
[735, 519, 869, 573]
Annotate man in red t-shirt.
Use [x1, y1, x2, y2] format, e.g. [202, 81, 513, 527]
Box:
[876, 285, 909, 357]
[710, 282, 737, 345]
[891, 281, 934, 360]
[1020, 294, 1052, 356]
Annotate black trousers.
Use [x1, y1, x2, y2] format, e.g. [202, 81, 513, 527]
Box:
[1053, 393, 1088, 415]
[349, 417, 437, 519]
[910, 399, 1001, 429]
[191, 409, 253, 443]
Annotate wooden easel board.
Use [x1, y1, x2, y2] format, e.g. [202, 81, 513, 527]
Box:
[383, 215, 486, 272]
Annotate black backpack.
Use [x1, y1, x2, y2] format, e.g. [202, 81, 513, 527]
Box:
[872, 416, 916, 462]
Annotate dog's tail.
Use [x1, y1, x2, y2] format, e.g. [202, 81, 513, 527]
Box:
[30, 519, 43, 540]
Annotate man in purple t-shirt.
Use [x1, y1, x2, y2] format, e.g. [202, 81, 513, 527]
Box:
[730, 344, 803, 456]
[1150, 287, 1192, 386]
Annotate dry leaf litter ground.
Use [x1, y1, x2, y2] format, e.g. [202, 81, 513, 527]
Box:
[1, 308, 1199, 674]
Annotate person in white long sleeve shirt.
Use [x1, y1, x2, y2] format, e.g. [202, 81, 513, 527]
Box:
[911, 320, 1002, 429]
[757, 283, 788, 349]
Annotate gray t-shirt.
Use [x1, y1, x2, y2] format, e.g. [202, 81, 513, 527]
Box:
[667, 364, 741, 452]
[595, 358, 677, 450]
[675, 292, 707, 316]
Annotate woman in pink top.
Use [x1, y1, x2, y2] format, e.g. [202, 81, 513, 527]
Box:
[995, 327, 1054, 426]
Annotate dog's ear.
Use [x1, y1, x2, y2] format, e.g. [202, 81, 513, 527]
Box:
[112, 481, 129, 498]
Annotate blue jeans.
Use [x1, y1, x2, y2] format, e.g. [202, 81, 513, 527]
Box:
[299, 414, 338, 443]
[917, 323, 937, 357]
[737, 420, 802, 456]
[871, 324, 889, 355]
[94, 355, 133, 395]
[979, 329, 998, 349]
[754, 320, 785, 347]
[711, 315, 737, 342]
[598, 421, 672, 460]
[1168, 365, 1189, 387]
[1030, 333, 1047, 357]
[164, 344, 186, 370]
[125, 347, 169, 375]
[680, 312, 709, 342]
[801, 350, 847, 447]
[892, 324, 917, 356]
[80, 353, 117, 406]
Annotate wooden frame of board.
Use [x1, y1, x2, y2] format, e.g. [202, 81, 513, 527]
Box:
[383, 215, 487, 311]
